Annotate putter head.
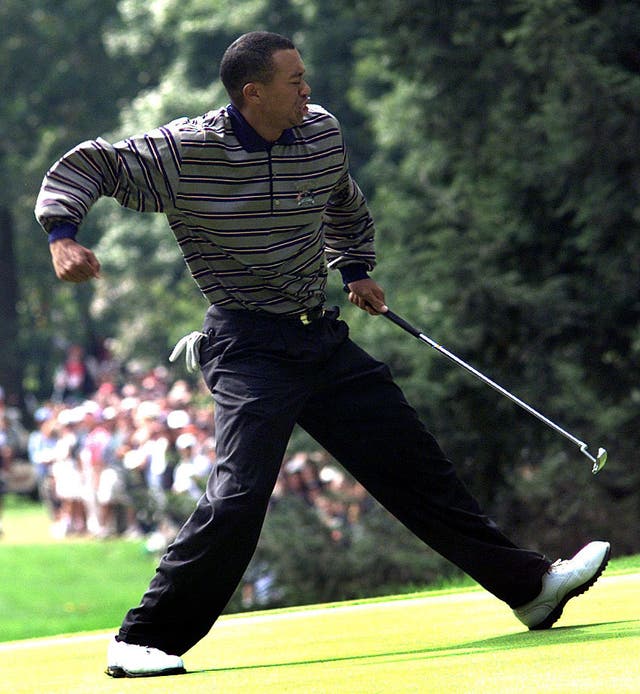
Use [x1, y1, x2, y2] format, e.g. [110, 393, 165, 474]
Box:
[592, 447, 607, 474]
[580, 443, 607, 474]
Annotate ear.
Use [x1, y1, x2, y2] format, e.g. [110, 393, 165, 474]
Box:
[242, 82, 262, 105]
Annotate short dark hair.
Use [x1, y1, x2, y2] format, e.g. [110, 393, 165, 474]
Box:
[220, 31, 296, 105]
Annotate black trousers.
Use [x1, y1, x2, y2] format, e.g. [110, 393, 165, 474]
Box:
[118, 306, 550, 656]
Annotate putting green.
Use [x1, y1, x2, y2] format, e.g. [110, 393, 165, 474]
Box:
[1, 573, 637, 693]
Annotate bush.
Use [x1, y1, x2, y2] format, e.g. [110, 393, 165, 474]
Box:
[225, 495, 464, 613]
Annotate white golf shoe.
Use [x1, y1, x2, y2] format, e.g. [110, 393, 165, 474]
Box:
[106, 636, 186, 678]
[513, 540, 610, 630]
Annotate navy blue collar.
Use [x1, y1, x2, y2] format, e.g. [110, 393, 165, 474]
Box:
[227, 103, 296, 153]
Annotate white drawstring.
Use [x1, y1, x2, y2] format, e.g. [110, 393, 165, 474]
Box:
[169, 331, 207, 373]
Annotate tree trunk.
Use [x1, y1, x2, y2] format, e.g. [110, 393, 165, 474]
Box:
[0, 206, 24, 407]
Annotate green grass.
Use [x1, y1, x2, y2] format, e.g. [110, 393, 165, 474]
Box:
[0, 571, 638, 693]
[1, 495, 639, 647]
[0, 541, 160, 640]
[0, 496, 159, 640]
[1, 494, 54, 544]
[1, 497, 639, 691]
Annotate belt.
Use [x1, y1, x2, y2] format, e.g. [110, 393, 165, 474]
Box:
[297, 306, 326, 324]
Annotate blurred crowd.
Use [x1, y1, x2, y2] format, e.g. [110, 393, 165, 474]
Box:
[26, 371, 215, 545]
[0, 344, 372, 557]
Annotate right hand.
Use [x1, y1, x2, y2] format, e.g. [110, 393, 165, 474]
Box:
[49, 238, 101, 283]
[346, 278, 388, 315]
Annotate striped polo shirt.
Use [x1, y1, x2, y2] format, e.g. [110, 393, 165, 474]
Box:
[35, 104, 376, 315]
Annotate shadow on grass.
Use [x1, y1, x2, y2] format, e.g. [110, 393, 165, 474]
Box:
[185, 619, 640, 675]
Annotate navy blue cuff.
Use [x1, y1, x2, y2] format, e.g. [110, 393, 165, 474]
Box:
[48, 223, 78, 243]
[339, 264, 370, 287]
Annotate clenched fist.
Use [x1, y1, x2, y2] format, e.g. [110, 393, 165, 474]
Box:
[49, 238, 101, 283]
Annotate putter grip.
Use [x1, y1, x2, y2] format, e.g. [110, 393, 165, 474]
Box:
[383, 310, 423, 338]
[341, 284, 423, 338]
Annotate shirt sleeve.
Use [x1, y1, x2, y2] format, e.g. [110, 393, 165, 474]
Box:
[34, 121, 186, 233]
[322, 138, 377, 274]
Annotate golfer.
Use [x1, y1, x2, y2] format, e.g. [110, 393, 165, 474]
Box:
[35, 31, 610, 678]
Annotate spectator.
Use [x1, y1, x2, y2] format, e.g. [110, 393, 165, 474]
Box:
[172, 432, 214, 501]
[27, 407, 60, 521]
[0, 408, 9, 536]
[78, 403, 114, 537]
[51, 407, 86, 537]
[91, 338, 122, 388]
[0, 385, 32, 536]
[133, 402, 171, 494]
[23, 369, 376, 560]
[52, 344, 96, 404]
[172, 433, 201, 500]
[95, 407, 139, 538]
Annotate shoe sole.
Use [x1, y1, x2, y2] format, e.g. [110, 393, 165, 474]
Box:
[529, 544, 611, 630]
[106, 666, 187, 678]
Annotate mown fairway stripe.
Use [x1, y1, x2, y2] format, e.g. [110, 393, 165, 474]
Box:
[0, 572, 635, 653]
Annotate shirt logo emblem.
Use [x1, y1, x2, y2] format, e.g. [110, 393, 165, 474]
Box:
[296, 187, 316, 207]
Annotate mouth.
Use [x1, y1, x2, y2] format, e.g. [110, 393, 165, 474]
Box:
[294, 103, 309, 122]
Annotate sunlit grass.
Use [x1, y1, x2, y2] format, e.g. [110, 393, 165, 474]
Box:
[0, 571, 637, 693]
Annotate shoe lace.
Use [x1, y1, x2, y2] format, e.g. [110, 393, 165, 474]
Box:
[169, 331, 207, 373]
[547, 558, 569, 573]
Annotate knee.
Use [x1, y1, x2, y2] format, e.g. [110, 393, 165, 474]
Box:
[206, 475, 272, 521]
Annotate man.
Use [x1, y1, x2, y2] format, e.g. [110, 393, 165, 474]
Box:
[36, 31, 610, 679]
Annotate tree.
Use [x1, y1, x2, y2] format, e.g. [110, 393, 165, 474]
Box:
[0, 207, 20, 405]
[1, 0, 162, 402]
[348, 0, 640, 549]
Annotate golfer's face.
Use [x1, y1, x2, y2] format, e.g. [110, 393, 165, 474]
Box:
[259, 49, 311, 130]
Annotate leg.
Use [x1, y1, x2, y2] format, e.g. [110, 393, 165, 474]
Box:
[298, 337, 550, 608]
[115, 306, 350, 658]
[118, 357, 305, 656]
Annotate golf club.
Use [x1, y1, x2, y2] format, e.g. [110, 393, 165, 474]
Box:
[382, 309, 607, 474]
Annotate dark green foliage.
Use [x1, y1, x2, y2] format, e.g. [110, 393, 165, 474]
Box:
[1, 0, 167, 401]
[347, 0, 640, 547]
[224, 495, 462, 612]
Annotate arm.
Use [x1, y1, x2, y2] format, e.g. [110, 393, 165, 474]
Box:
[326, 174, 387, 315]
[35, 123, 185, 282]
[324, 169, 376, 276]
[322, 123, 384, 314]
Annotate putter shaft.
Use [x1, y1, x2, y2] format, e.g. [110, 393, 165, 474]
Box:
[383, 310, 606, 474]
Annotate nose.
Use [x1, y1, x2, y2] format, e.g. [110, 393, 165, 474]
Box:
[300, 79, 311, 97]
